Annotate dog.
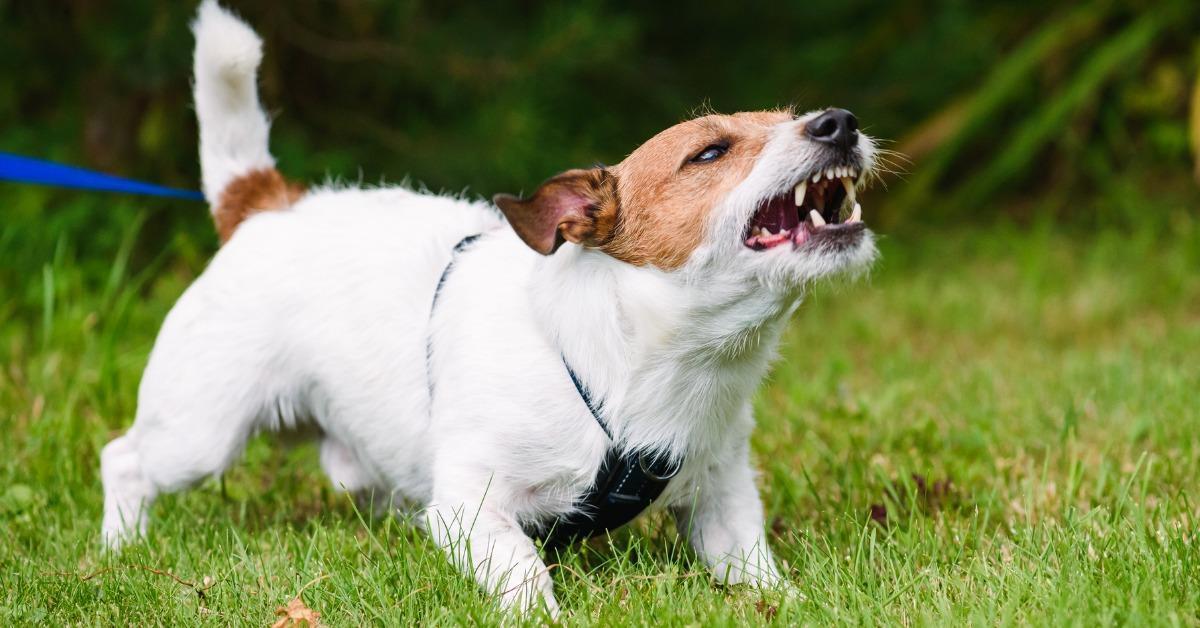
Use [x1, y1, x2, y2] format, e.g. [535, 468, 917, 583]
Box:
[100, 1, 878, 616]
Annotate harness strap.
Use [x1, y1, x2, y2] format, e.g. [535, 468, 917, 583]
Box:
[539, 440, 680, 549]
[426, 233, 681, 548]
[426, 234, 482, 395]
[564, 361, 612, 439]
[543, 362, 681, 547]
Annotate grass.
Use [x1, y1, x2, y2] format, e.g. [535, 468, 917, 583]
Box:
[1, 200, 1198, 625]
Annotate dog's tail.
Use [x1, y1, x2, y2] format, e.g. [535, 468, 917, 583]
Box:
[192, 0, 302, 243]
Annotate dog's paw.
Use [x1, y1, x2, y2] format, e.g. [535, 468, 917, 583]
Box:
[711, 555, 786, 590]
[776, 579, 806, 603]
[498, 572, 560, 621]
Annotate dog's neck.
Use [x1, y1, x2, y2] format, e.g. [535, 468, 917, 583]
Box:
[533, 245, 802, 458]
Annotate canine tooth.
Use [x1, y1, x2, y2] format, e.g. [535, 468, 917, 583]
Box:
[794, 181, 807, 206]
[759, 227, 771, 237]
[809, 209, 826, 227]
[841, 176, 856, 205]
[848, 203, 862, 223]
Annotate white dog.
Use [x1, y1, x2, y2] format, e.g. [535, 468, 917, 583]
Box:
[100, 1, 878, 616]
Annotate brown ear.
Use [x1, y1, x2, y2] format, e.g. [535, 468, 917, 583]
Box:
[493, 168, 617, 255]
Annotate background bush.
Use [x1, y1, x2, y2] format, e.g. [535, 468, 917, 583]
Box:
[3, 0, 1198, 246]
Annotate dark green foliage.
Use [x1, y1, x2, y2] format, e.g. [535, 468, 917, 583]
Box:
[3, 0, 1197, 245]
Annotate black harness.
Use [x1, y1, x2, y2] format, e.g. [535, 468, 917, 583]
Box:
[427, 234, 681, 548]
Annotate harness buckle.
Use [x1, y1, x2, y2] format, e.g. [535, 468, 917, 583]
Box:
[638, 451, 681, 482]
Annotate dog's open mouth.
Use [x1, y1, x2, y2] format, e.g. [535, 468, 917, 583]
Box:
[744, 165, 865, 251]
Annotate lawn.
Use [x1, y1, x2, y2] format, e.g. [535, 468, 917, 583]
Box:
[1, 205, 1198, 625]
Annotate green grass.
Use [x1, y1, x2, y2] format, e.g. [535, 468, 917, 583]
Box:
[2, 207, 1198, 625]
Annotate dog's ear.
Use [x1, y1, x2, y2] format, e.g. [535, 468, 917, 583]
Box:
[493, 168, 618, 255]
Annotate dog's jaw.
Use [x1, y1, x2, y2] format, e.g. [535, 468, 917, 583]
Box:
[696, 111, 879, 291]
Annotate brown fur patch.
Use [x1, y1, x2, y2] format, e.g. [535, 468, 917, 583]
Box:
[214, 168, 305, 243]
[497, 110, 794, 269]
[601, 110, 793, 269]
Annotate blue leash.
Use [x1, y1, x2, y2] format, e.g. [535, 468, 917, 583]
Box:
[0, 152, 204, 201]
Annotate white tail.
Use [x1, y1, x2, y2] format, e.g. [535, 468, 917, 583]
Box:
[192, 0, 275, 205]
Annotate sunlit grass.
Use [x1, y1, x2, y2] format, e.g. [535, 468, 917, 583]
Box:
[2, 210, 1198, 624]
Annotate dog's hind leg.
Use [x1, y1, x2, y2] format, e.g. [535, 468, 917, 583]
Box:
[320, 437, 372, 493]
[100, 316, 271, 549]
[100, 434, 158, 549]
[101, 399, 259, 550]
[321, 437, 397, 517]
[101, 407, 260, 549]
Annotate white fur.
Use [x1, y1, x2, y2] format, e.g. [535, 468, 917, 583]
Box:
[192, 0, 274, 203]
[100, 3, 878, 617]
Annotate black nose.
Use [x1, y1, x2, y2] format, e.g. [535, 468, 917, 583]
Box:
[805, 108, 859, 150]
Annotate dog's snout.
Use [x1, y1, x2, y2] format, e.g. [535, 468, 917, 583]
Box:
[805, 108, 859, 150]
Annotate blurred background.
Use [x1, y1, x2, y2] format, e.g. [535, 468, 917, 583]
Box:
[3, 0, 1199, 266]
[3, 4, 1200, 620]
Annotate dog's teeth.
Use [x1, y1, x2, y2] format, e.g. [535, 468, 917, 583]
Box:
[759, 227, 771, 237]
[811, 173, 821, 183]
[840, 176, 856, 206]
[809, 209, 826, 227]
[848, 203, 862, 223]
[794, 181, 807, 207]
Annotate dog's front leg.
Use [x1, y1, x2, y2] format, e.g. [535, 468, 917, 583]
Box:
[672, 436, 784, 588]
[426, 485, 559, 617]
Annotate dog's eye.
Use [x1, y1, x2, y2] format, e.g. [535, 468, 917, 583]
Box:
[689, 144, 728, 164]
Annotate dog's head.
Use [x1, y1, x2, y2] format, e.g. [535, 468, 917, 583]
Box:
[494, 108, 877, 287]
